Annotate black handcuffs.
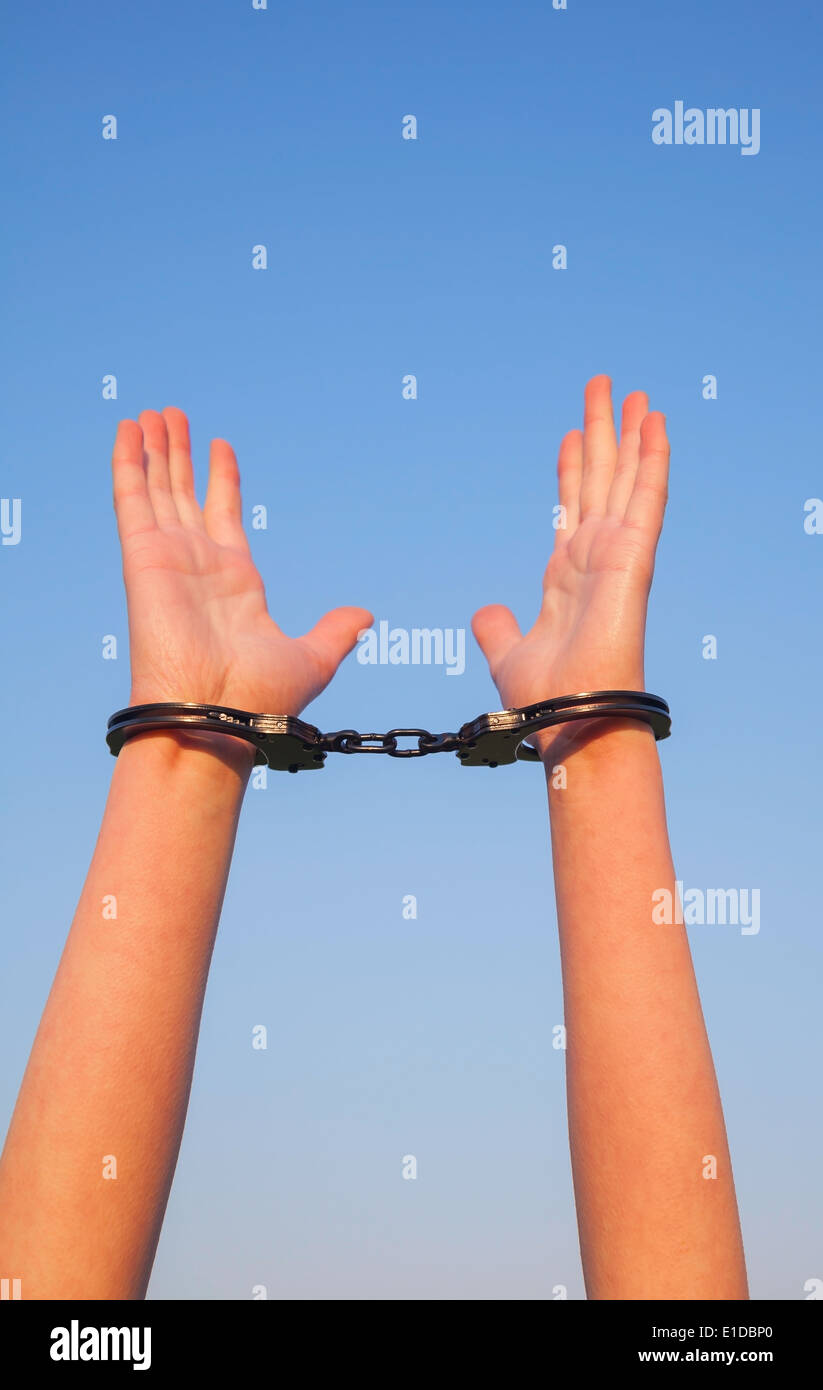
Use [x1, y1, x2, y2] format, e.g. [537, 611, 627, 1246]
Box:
[106, 691, 671, 772]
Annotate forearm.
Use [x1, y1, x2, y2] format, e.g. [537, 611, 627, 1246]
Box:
[0, 731, 253, 1300]
[545, 720, 747, 1300]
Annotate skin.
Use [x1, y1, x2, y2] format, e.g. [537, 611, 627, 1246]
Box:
[0, 410, 371, 1298]
[0, 382, 747, 1299]
[474, 376, 748, 1298]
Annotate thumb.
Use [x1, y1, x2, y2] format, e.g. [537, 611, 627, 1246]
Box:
[471, 604, 522, 673]
[299, 606, 374, 676]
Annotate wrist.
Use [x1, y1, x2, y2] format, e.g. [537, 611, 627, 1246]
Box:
[116, 726, 257, 787]
[537, 715, 657, 776]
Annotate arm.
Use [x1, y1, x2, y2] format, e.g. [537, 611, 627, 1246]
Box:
[0, 409, 370, 1299]
[472, 376, 748, 1299]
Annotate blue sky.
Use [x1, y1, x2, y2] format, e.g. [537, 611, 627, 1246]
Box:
[1, 0, 821, 1298]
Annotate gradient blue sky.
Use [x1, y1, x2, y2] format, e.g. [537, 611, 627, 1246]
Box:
[1, 0, 821, 1299]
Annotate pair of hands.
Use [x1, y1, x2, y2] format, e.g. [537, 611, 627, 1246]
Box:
[112, 376, 669, 748]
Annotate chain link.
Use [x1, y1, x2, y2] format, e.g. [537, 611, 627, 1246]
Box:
[321, 728, 457, 757]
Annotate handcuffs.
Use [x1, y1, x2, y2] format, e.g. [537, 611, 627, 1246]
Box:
[107, 691, 671, 772]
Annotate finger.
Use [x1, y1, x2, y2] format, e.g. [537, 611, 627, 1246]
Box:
[471, 604, 522, 673]
[163, 407, 205, 530]
[203, 438, 250, 550]
[138, 409, 179, 528]
[623, 412, 670, 537]
[298, 606, 375, 679]
[607, 390, 648, 519]
[553, 428, 583, 548]
[112, 419, 155, 540]
[579, 374, 618, 519]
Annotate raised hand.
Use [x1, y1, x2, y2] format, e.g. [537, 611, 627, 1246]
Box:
[112, 409, 371, 716]
[472, 375, 669, 744]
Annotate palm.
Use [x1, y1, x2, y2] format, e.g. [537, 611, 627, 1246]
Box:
[473, 378, 669, 714]
[113, 410, 371, 716]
